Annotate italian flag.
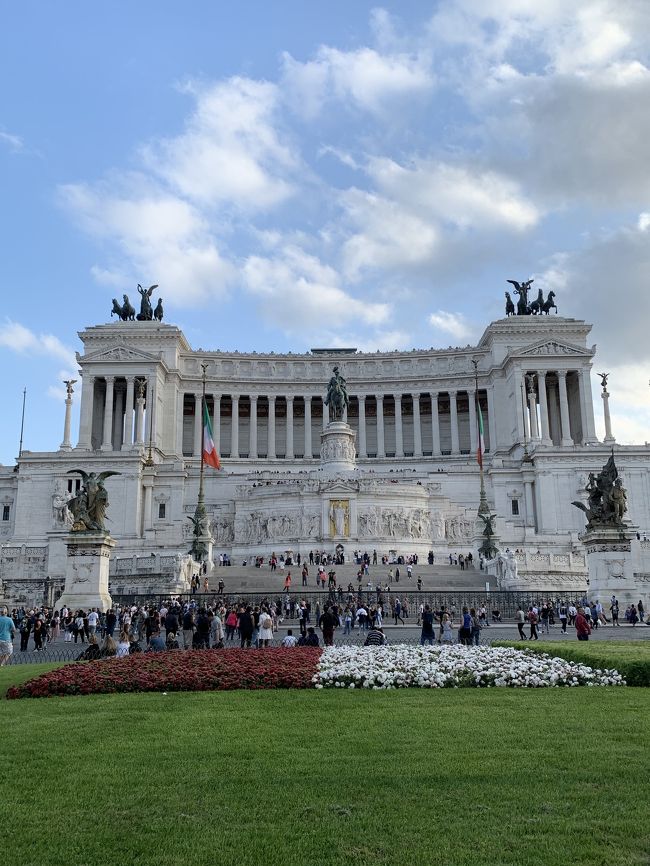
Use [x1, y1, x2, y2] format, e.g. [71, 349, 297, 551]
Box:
[477, 401, 485, 469]
[202, 401, 221, 470]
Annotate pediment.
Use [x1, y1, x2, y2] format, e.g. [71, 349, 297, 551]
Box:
[512, 340, 592, 359]
[320, 478, 360, 494]
[81, 345, 159, 363]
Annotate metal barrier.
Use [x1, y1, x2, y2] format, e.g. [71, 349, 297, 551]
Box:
[111, 588, 577, 620]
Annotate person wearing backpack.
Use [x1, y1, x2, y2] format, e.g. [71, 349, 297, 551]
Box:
[259, 608, 274, 647]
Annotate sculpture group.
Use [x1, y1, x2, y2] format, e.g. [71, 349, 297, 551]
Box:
[67, 470, 120, 532]
[505, 279, 557, 317]
[111, 285, 163, 322]
[572, 455, 628, 529]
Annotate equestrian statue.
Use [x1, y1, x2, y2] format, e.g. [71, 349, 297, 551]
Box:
[324, 366, 349, 422]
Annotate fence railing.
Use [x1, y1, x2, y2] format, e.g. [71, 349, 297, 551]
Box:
[111, 588, 583, 620]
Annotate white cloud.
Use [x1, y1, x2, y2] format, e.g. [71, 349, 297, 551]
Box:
[282, 43, 433, 117]
[342, 189, 439, 278]
[428, 311, 474, 342]
[242, 245, 391, 337]
[142, 77, 299, 211]
[0, 130, 23, 152]
[0, 321, 76, 369]
[369, 157, 539, 230]
[59, 180, 234, 304]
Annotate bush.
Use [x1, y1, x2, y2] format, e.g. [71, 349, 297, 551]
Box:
[493, 641, 650, 687]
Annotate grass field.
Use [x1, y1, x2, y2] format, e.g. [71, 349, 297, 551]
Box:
[2, 663, 650, 866]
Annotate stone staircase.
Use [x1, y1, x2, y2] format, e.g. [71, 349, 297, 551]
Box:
[206, 562, 487, 593]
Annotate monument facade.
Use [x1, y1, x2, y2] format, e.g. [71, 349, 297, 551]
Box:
[2, 297, 650, 605]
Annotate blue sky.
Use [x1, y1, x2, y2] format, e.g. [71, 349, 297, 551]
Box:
[1, 0, 650, 463]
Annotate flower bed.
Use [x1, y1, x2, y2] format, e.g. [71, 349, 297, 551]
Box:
[6, 645, 625, 699]
[6, 647, 322, 699]
[313, 645, 625, 689]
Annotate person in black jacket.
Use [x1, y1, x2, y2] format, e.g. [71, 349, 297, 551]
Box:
[237, 606, 254, 648]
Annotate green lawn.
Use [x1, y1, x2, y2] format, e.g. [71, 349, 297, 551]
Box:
[494, 639, 650, 685]
[1, 664, 649, 866]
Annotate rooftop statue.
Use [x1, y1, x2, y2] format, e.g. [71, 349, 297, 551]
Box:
[572, 455, 628, 529]
[324, 365, 349, 422]
[110, 285, 162, 322]
[67, 470, 120, 532]
[505, 279, 557, 316]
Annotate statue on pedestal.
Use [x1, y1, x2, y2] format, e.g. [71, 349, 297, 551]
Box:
[324, 366, 349, 421]
[572, 455, 628, 529]
[67, 470, 120, 532]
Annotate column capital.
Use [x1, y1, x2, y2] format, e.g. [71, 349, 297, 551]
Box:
[285, 394, 294, 404]
[249, 394, 258, 404]
[104, 375, 115, 384]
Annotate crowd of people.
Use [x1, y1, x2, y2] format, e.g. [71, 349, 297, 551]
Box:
[0, 591, 646, 665]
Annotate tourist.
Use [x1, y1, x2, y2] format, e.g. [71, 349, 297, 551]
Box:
[470, 608, 481, 646]
[575, 607, 591, 641]
[164, 608, 179, 638]
[182, 608, 195, 650]
[87, 608, 99, 637]
[393, 599, 405, 626]
[50, 610, 61, 643]
[319, 606, 337, 646]
[540, 605, 550, 635]
[629, 605, 639, 626]
[238, 606, 255, 648]
[459, 607, 472, 645]
[224, 609, 238, 641]
[558, 602, 568, 634]
[281, 629, 297, 647]
[638, 600, 645, 623]
[610, 598, 620, 626]
[165, 632, 180, 651]
[74, 611, 86, 644]
[217, 578, 225, 595]
[78, 633, 102, 660]
[440, 614, 453, 644]
[301, 627, 320, 647]
[420, 604, 435, 646]
[0, 606, 15, 666]
[364, 626, 387, 646]
[284, 572, 292, 593]
[195, 608, 211, 648]
[259, 607, 274, 647]
[527, 607, 539, 640]
[32, 617, 45, 652]
[116, 631, 131, 657]
[101, 635, 117, 657]
[146, 630, 166, 652]
[515, 606, 527, 640]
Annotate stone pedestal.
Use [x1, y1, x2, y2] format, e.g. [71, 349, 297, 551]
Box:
[58, 532, 115, 613]
[580, 524, 639, 605]
[320, 421, 357, 474]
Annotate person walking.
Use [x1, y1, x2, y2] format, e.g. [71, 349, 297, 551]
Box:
[420, 604, 435, 646]
[515, 606, 527, 640]
[558, 602, 568, 634]
[575, 606, 592, 641]
[528, 607, 539, 641]
[0, 606, 16, 666]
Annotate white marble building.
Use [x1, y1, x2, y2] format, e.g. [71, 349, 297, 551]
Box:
[2, 312, 650, 603]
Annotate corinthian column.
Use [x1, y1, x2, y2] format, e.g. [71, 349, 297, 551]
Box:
[249, 396, 258, 458]
[286, 396, 294, 458]
[394, 393, 404, 457]
[449, 390, 459, 455]
[304, 396, 312, 458]
[376, 395, 385, 457]
[101, 376, 115, 451]
[601, 376, 615, 443]
[357, 395, 367, 458]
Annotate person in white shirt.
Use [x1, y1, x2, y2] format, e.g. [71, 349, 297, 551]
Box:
[281, 630, 297, 647]
[116, 631, 131, 657]
[87, 609, 99, 636]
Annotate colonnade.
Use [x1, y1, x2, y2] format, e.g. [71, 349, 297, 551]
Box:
[519, 367, 597, 446]
[76, 375, 152, 451]
[180, 389, 494, 460]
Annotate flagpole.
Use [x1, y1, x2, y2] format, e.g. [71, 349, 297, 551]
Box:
[472, 360, 489, 517]
[197, 363, 208, 518]
[18, 387, 26, 459]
